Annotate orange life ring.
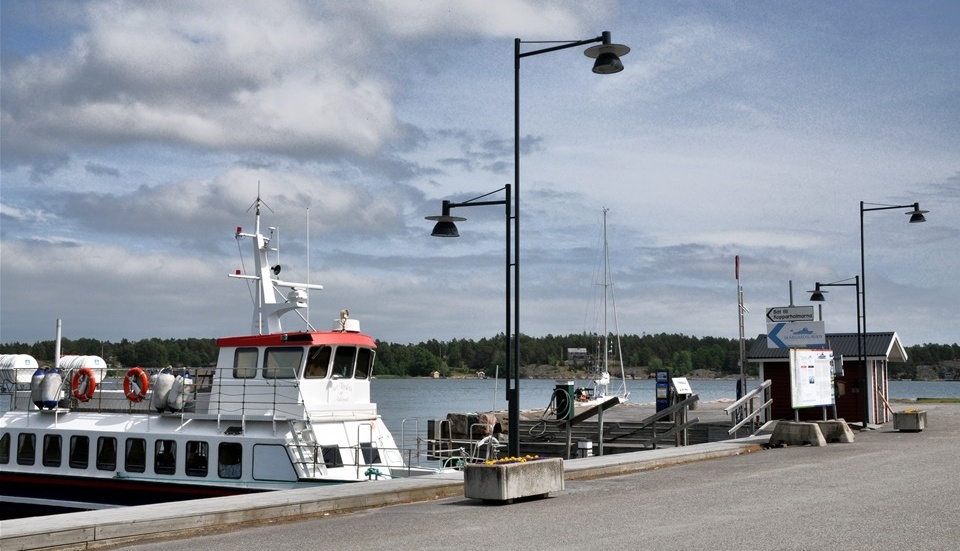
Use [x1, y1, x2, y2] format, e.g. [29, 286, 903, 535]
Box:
[124, 367, 150, 402]
[71, 367, 97, 402]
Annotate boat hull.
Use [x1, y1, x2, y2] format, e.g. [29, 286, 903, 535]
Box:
[0, 470, 343, 515]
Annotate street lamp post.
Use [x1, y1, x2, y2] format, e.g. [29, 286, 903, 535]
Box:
[809, 276, 862, 421]
[508, 31, 629, 457]
[427, 185, 512, 439]
[858, 201, 928, 427]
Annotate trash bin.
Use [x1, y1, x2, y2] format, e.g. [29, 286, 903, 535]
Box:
[577, 440, 593, 458]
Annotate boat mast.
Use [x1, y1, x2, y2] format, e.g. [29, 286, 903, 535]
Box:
[229, 194, 324, 334]
[602, 207, 610, 375]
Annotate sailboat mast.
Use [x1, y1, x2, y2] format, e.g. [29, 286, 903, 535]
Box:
[602, 207, 610, 371]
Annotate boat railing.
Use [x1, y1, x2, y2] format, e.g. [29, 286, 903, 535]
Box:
[723, 379, 773, 437]
[420, 418, 501, 465]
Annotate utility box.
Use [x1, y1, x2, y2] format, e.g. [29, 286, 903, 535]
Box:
[554, 380, 574, 421]
[655, 369, 671, 412]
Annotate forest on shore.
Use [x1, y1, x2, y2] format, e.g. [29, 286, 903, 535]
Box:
[2, 334, 958, 381]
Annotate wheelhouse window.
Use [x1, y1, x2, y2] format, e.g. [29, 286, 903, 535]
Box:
[263, 347, 301, 379]
[155, 439, 177, 475]
[17, 433, 35, 466]
[332, 347, 356, 379]
[321, 445, 343, 468]
[304, 346, 331, 378]
[125, 438, 147, 473]
[360, 442, 380, 465]
[355, 347, 374, 380]
[185, 441, 208, 477]
[96, 437, 117, 471]
[234, 347, 258, 379]
[43, 434, 62, 467]
[218, 442, 242, 479]
[69, 435, 89, 468]
[0, 433, 9, 464]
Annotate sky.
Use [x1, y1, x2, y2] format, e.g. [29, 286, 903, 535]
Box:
[1, 1, 958, 351]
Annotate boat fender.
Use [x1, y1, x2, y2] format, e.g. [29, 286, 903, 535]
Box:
[30, 368, 46, 409]
[39, 368, 63, 410]
[71, 367, 97, 402]
[167, 371, 193, 412]
[123, 367, 150, 403]
[152, 370, 175, 412]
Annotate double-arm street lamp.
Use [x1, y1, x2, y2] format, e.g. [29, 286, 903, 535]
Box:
[858, 201, 927, 427]
[428, 32, 629, 457]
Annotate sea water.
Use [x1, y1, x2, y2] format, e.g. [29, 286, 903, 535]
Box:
[370, 377, 960, 445]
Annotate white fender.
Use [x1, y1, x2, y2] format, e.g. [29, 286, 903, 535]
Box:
[152, 371, 175, 412]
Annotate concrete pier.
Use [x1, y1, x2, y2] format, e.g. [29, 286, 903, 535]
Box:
[4, 402, 958, 551]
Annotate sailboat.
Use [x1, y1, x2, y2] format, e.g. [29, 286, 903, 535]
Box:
[582, 208, 629, 403]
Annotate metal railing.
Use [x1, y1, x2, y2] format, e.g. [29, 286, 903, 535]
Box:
[723, 379, 773, 437]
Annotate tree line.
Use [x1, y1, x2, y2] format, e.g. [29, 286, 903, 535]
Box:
[1, 335, 957, 380]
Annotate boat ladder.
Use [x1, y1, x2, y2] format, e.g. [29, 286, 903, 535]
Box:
[289, 419, 321, 478]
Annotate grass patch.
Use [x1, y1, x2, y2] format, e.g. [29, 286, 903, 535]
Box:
[915, 397, 960, 403]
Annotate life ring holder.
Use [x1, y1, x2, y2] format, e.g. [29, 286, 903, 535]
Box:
[71, 367, 97, 402]
[124, 367, 150, 403]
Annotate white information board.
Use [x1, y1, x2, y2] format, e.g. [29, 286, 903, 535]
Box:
[789, 349, 835, 408]
[672, 377, 693, 395]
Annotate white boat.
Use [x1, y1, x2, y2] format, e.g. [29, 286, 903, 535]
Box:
[0, 196, 440, 515]
[576, 208, 629, 405]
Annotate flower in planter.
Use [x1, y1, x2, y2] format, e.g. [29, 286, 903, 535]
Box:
[902, 408, 921, 414]
[483, 454, 540, 465]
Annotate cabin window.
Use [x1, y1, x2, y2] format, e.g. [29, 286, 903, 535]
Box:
[321, 445, 343, 468]
[42, 434, 62, 467]
[359, 442, 380, 465]
[154, 439, 177, 475]
[218, 442, 242, 479]
[355, 348, 374, 380]
[69, 435, 89, 468]
[304, 346, 331, 378]
[332, 347, 356, 379]
[17, 433, 35, 466]
[263, 347, 301, 379]
[125, 438, 147, 473]
[252, 444, 297, 481]
[185, 440, 209, 477]
[96, 437, 117, 471]
[234, 347, 258, 379]
[0, 433, 9, 464]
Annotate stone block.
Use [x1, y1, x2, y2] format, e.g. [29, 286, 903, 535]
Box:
[816, 419, 855, 443]
[768, 421, 827, 447]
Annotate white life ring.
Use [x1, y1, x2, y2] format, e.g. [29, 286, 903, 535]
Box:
[124, 367, 150, 403]
[71, 367, 97, 402]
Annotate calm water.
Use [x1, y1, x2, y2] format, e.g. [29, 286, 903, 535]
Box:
[371, 377, 960, 444]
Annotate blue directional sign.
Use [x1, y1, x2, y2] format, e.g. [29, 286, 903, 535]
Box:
[767, 321, 826, 349]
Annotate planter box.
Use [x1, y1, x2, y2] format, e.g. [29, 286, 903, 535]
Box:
[463, 457, 564, 503]
[894, 410, 927, 432]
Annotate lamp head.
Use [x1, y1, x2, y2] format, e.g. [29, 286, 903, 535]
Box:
[809, 283, 826, 302]
[426, 201, 466, 237]
[429, 220, 460, 237]
[585, 32, 630, 74]
[908, 203, 928, 223]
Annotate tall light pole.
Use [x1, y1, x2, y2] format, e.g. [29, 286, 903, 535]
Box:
[510, 32, 629, 456]
[859, 201, 927, 427]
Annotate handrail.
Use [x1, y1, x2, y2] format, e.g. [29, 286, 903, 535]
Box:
[723, 379, 773, 436]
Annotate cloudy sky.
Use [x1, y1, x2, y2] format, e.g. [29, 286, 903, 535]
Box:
[2, 1, 958, 350]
